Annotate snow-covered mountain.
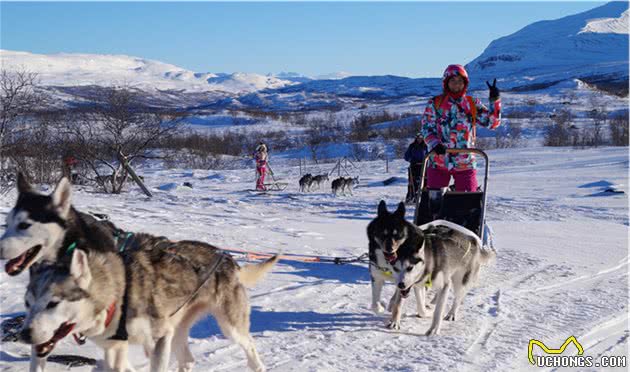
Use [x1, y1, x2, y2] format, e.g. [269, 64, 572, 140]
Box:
[466, 1, 629, 92]
[0, 1, 627, 109]
[0, 50, 297, 94]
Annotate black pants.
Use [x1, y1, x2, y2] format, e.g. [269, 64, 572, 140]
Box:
[406, 163, 423, 202]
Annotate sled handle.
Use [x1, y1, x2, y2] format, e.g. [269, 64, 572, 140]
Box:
[414, 148, 489, 240]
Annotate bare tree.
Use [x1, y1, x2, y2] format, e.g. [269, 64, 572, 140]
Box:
[0, 69, 42, 174]
[60, 86, 185, 193]
[544, 110, 573, 147]
[609, 114, 629, 146]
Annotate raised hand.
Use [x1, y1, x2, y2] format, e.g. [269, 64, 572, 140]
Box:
[486, 78, 500, 100]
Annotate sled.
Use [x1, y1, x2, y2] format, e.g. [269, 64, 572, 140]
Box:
[252, 163, 288, 192]
[413, 148, 490, 244]
[249, 182, 288, 192]
[264, 182, 288, 191]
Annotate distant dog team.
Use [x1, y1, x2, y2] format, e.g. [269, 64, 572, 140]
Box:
[298, 173, 330, 192]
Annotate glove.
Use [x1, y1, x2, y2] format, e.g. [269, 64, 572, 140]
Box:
[433, 143, 447, 155]
[487, 78, 500, 100]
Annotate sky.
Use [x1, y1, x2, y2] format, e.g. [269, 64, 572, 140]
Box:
[0, 1, 607, 78]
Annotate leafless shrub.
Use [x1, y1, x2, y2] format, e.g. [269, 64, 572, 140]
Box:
[544, 110, 573, 147]
[609, 113, 629, 146]
[58, 86, 184, 193]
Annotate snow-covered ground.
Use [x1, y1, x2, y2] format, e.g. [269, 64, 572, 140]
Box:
[0, 146, 627, 371]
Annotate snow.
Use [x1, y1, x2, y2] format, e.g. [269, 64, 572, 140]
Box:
[0, 146, 627, 371]
[579, 9, 629, 35]
[1, 3, 626, 108]
[0, 50, 296, 94]
[466, 2, 629, 90]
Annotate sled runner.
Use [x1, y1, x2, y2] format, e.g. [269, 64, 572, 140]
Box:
[413, 148, 492, 247]
[255, 163, 288, 191]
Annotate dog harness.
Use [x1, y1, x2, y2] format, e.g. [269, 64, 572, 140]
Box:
[169, 253, 226, 317]
[370, 262, 393, 277]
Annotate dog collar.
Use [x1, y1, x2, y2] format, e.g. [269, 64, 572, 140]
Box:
[415, 273, 432, 288]
[65, 242, 78, 255]
[369, 262, 393, 277]
[72, 301, 116, 346]
[104, 301, 117, 328]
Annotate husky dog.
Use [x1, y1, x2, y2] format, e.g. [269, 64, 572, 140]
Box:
[367, 200, 428, 315]
[299, 173, 313, 192]
[0, 174, 122, 276]
[331, 176, 359, 196]
[23, 244, 278, 372]
[389, 219, 495, 335]
[310, 174, 329, 190]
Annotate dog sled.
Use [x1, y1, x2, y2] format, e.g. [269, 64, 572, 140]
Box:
[413, 148, 493, 248]
[251, 163, 288, 192]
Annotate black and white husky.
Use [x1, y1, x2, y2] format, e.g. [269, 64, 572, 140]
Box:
[389, 220, 496, 335]
[331, 176, 359, 196]
[367, 201, 428, 316]
[0, 173, 122, 276]
[299, 173, 313, 192]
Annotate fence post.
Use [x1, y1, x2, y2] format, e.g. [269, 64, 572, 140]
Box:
[386, 157, 389, 173]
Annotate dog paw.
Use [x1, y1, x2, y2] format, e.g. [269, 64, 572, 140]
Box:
[416, 310, 431, 318]
[444, 313, 456, 321]
[425, 327, 440, 336]
[386, 320, 401, 330]
[372, 302, 385, 314]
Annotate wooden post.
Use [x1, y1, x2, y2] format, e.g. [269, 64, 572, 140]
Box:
[117, 150, 152, 198]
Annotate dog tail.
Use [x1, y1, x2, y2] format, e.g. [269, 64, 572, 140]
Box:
[238, 255, 280, 288]
[480, 247, 497, 265]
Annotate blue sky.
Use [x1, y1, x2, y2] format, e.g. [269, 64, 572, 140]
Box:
[1, 1, 605, 77]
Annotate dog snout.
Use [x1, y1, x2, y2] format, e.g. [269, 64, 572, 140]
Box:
[20, 327, 32, 344]
[397, 282, 406, 289]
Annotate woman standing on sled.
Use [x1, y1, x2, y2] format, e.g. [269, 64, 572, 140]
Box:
[254, 142, 268, 191]
[420, 64, 501, 191]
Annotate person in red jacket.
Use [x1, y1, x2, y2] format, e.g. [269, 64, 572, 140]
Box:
[420, 64, 501, 192]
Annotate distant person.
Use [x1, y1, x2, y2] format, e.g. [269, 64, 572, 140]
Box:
[254, 142, 268, 191]
[421, 64, 501, 191]
[404, 133, 428, 203]
[62, 155, 79, 184]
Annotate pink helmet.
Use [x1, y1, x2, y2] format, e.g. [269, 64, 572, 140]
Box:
[442, 64, 469, 93]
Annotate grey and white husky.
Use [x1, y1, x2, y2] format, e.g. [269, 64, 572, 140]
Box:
[24, 245, 278, 372]
[367, 200, 428, 316]
[389, 219, 496, 335]
[310, 174, 329, 190]
[331, 176, 359, 196]
[0, 173, 122, 276]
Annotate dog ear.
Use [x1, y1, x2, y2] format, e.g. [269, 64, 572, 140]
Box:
[394, 202, 406, 219]
[70, 249, 92, 289]
[377, 200, 388, 217]
[17, 172, 33, 194]
[51, 178, 72, 219]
